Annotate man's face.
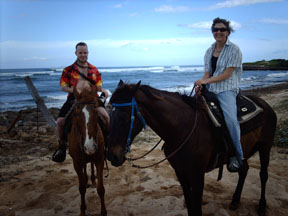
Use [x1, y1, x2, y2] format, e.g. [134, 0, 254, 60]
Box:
[75, 45, 88, 63]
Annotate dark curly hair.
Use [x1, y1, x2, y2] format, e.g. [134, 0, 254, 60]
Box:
[211, 17, 234, 35]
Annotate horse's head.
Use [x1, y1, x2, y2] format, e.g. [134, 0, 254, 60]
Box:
[107, 80, 146, 167]
[73, 87, 99, 155]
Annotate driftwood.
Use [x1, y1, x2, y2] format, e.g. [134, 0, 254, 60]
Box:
[24, 76, 56, 128]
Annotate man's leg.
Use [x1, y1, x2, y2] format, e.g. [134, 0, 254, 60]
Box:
[52, 117, 67, 163]
[97, 107, 110, 132]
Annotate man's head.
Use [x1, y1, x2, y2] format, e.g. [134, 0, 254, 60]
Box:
[75, 42, 88, 64]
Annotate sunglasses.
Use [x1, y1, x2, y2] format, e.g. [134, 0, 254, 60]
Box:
[212, 27, 227, 32]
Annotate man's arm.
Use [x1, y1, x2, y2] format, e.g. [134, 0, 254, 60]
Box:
[61, 86, 74, 94]
[97, 86, 109, 98]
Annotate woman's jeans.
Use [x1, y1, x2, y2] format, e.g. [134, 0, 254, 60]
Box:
[216, 90, 244, 161]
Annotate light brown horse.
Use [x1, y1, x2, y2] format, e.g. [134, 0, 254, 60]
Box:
[107, 80, 277, 216]
[68, 87, 107, 216]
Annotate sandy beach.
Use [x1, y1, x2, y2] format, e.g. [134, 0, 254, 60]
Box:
[0, 83, 288, 216]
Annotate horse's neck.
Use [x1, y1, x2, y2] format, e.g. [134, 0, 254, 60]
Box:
[136, 91, 195, 141]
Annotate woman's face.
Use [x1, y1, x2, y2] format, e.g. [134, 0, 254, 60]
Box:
[212, 23, 229, 43]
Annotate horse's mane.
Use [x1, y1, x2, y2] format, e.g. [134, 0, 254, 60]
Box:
[140, 85, 204, 109]
[78, 88, 99, 104]
[111, 82, 203, 109]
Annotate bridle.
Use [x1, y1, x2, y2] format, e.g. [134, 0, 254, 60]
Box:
[110, 86, 199, 169]
[112, 97, 146, 153]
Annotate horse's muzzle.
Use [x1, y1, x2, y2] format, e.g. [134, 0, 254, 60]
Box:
[106, 148, 126, 167]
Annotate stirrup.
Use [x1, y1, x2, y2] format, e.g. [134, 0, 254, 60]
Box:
[227, 156, 241, 172]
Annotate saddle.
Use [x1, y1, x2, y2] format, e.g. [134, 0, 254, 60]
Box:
[202, 90, 263, 129]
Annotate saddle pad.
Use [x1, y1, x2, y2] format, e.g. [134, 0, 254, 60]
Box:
[203, 95, 263, 127]
[237, 95, 263, 124]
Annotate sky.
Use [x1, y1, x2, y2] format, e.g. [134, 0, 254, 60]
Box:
[0, 0, 288, 69]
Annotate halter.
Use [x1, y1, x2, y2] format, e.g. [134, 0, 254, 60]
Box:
[112, 97, 146, 152]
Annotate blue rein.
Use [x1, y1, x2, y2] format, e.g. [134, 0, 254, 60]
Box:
[112, 97, 146, 152]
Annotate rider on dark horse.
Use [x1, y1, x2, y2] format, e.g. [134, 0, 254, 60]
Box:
[52, 42, 109, 163]
[195, 17, 244, 171]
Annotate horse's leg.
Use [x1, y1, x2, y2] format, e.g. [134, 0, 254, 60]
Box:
[230, 159, 249, 210]
[257, 144, 271, 216]
[73, 161, 88, 216]
[90, 162, 97, 188]
[95, 159, 107, 216]
[176, 170, 204, 216]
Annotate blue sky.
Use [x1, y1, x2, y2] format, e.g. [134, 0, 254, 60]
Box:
[1, 0, 288, 69]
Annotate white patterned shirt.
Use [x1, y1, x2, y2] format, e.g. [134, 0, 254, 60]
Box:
[204, 39, 242, 94]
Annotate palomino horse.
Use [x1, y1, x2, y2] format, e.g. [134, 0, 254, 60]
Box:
[67, 87, 107, 216]
[107, 80, 277, 216]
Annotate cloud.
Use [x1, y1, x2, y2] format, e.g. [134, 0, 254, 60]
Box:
[179, 21, 212, 30]
[208, 0, 283, 10]
[23, 56, 48, 61]
[113, 4, 122, 8]
[256, 18, 288, 24]
[179, 20, 242, 31]
[154, 5, 191, 13]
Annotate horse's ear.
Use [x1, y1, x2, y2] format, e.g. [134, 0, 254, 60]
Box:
[118, 80, 124, 87]
[136, 80, 141, 88]
[132, 80, 141, 94]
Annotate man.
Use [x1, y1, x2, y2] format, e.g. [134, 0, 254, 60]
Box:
[52, 42, 109, 163]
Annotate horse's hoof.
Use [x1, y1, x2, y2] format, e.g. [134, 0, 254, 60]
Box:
[52, 149, 66, 163]
[229, 200, 240, 210]
[101, 209, 107, 216]
[258, 200, 266, 216]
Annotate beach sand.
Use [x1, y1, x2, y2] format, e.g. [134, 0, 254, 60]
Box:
[0, 83, 288, 216]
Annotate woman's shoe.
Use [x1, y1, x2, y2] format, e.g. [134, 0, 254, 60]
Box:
[227, 156, 241, 172]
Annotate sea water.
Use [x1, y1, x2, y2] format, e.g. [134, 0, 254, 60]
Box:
[0, 65, 287, 112]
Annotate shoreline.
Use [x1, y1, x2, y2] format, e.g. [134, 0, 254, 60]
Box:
[0, 81, 288, 114]
[242, 81, 288, 95]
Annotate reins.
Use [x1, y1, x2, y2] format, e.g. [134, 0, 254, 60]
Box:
[129, 109, 198, 169]
[126, 138, 163, 161]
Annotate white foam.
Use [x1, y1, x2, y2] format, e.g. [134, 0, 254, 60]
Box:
[267, 72, 288, 78]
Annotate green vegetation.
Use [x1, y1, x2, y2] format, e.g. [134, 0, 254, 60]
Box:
[273, 98, 288, 147]
[243, 59, 288, 70]
[275, 120, 288, 147]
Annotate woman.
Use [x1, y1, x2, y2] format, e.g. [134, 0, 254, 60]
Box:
[195, 17, 244, 171]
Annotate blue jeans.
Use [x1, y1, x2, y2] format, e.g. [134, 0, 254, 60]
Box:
[216, 90, 244, 160]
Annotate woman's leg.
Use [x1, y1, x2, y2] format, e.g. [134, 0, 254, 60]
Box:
[217, 90, 244, 161]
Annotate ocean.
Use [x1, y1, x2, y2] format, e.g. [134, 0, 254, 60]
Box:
[0, 65, 288, 112]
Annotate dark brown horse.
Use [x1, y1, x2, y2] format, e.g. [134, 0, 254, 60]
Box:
[68, 87, 107, 216]
[107, 80, 277, 216]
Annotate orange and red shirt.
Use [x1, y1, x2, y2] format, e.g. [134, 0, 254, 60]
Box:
[60, 61, 102, 96]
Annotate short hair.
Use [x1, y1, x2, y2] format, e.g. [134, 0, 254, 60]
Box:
[75, 42, 88, 50]
[211, 17, 234, 35]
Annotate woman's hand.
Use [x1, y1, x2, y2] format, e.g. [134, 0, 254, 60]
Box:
[194, 79, 208, 95]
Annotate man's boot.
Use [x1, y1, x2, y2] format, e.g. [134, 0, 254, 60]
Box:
[52, 140, 66, 163]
